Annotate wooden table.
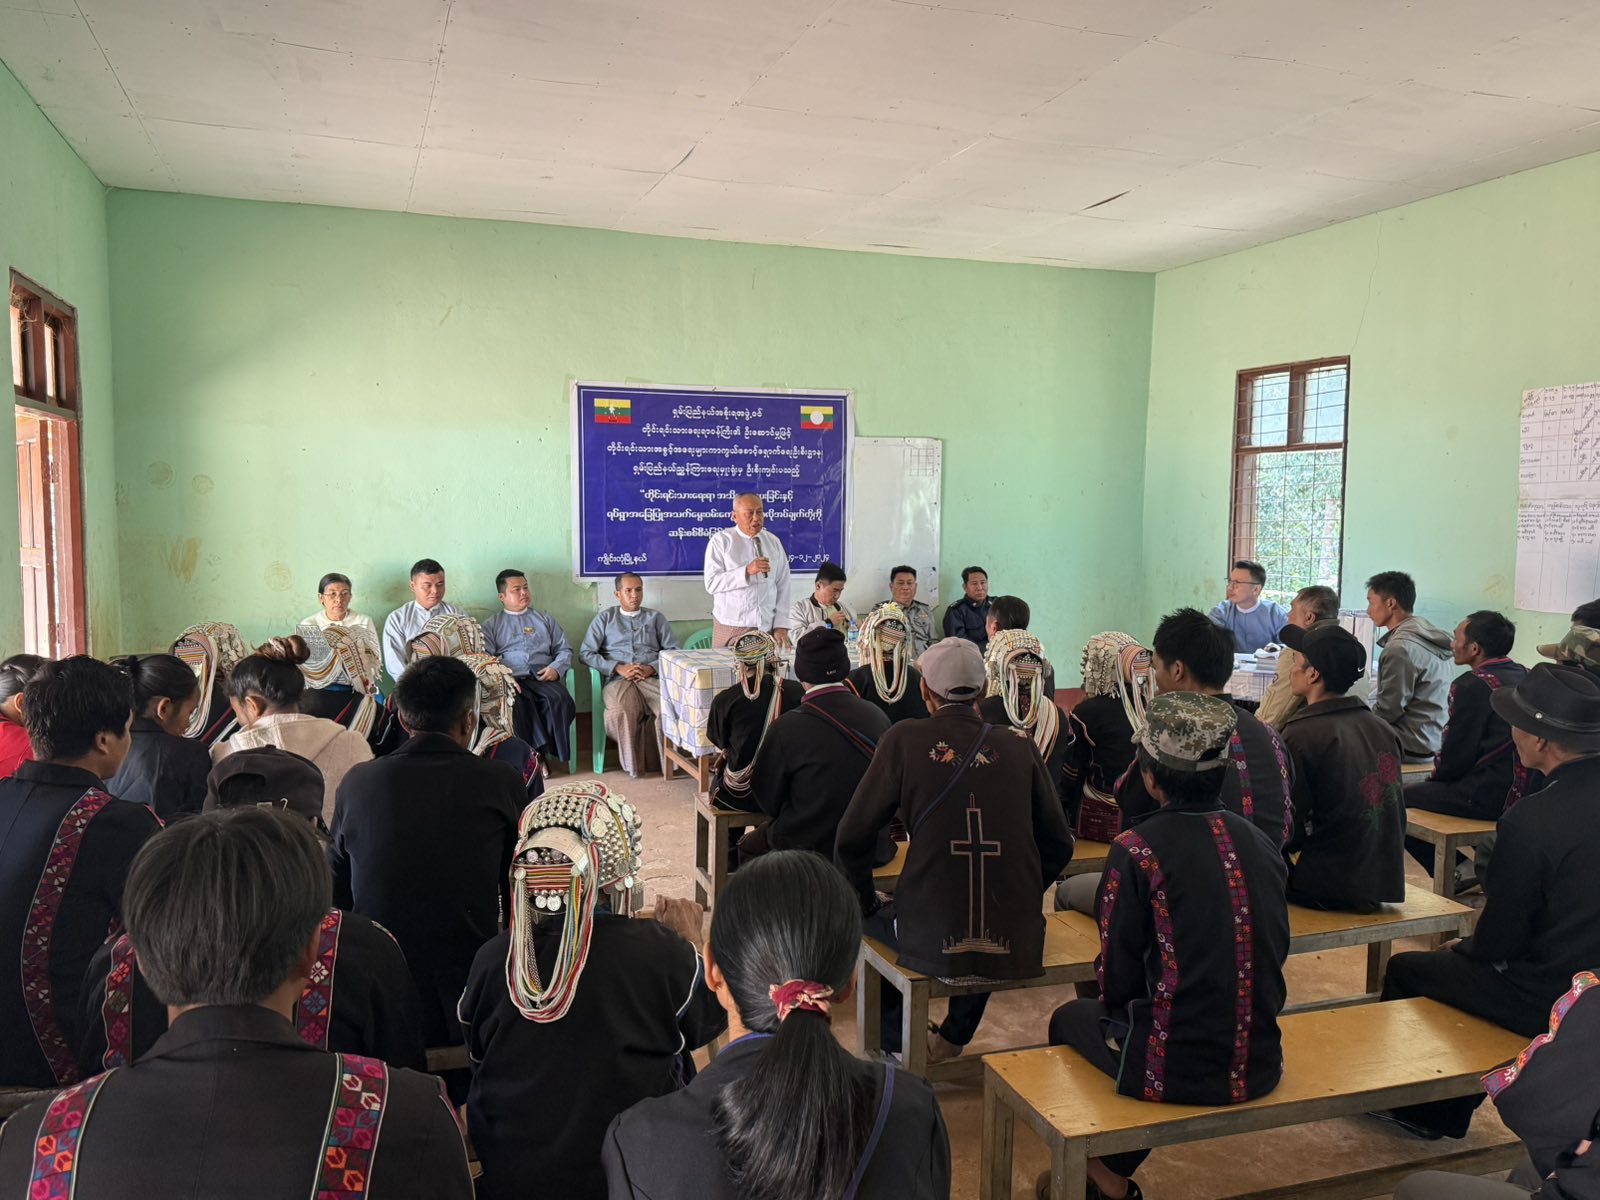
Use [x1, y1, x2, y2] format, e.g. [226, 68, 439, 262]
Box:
[1405, 808, 1497, 901]
[982, 998, 1527, 1200]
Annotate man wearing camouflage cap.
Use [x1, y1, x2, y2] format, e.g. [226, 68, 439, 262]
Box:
[1045, 693, 1290, 1200]
[1540, 622, 1600, 684]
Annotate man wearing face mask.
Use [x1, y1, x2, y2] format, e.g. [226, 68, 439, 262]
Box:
[702, 492, 793, 650]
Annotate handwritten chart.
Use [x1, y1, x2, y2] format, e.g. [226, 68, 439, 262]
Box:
[1516, 382, 1600, 612]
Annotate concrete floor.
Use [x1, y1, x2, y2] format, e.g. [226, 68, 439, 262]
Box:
[565, 748, 1518, 1200]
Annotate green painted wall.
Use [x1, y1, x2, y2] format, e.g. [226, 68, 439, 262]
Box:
[106, 191, 1154, 684]
[0, 62, 119, 653]
[1144, 151, 1600, 657]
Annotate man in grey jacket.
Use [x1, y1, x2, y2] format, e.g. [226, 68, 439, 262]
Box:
[1366, 571, 1453, 760]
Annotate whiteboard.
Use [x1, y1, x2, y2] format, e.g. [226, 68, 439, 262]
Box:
[592, 436, 942, 621]
[1515, 381, 1600, 613]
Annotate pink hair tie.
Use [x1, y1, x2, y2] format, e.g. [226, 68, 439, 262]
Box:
[769, 979, 834, 1022]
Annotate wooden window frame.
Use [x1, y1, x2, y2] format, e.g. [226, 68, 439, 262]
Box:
[11, 270, 88, 656]
[1228, 356, 1351, 596]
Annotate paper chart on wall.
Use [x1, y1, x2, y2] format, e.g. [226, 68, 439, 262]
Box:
[1515, 381, 1600, 613]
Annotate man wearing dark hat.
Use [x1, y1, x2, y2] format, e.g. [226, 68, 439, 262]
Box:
[1376, 662, 1600, 1141]
[1539, 622, 1600, 684]
[747, 627, 891, 859]
[837, 638, 1073, 1064]
[1047, 693, 1291, 1200]
[1277, 623, 1407, 910]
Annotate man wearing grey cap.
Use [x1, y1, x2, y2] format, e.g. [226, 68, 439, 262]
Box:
[1046, 693, 1291, 1200]
[836, 637, 1073, 1066]
[1375, 662, 1600, 1144]
[1278, 622, 1407, 911]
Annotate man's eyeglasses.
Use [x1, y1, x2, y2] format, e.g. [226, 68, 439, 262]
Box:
[1226, 577, 1263, 588]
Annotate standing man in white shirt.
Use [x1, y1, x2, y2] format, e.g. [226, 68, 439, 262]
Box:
[702, 492, 793, 649]
[381, 558, 465, 681]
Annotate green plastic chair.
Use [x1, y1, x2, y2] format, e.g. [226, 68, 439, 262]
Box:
[684, 626, 714, 650]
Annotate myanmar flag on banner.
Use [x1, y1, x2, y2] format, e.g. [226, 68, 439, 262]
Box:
[800, 404, 834, 431]
[594, 397, 632, 424]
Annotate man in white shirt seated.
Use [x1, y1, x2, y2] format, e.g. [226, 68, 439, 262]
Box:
[579, 572, 679, 777]
[702, 491, 792, 649]
[381, 558, 464, 681]
[1209, 559, 1289, 655]
[787, 561, 856, 643]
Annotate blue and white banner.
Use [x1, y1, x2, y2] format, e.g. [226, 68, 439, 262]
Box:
[573, 382, 851, 578]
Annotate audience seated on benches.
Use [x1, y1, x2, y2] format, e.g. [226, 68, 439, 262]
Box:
[837, 638, 1072, 1064]
[1062, 632, 1152, 843]
[329, 656, 524, 1055]
[461, 781, 724, 1200]
[1404, 610, 1533, 881]
[213, 637, 374, 827]
[1048, 692, 1290, 1200]
[749, 628, 889, 860]
[1277, 622, 1407, 911]
[105, 652, 210, 822]
[707, 631, 800, 811]
[0, 657, 160, 1089]
[604, 851, 952, 1200]
[1395, 970, 1600, 1200]
[0, 806, 472, 1197]
[979, 628, 1072, 825]
[849, 603, 928, 724]
[1378, 663, 1600, 1140]
[78, 757, 425, 1075]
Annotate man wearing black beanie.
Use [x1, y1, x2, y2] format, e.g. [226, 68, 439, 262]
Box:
[747, 628, 892, 861]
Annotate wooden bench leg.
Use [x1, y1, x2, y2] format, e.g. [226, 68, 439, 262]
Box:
[693, 807, 710, 909]
[709, 811, 730, 911]
[1051, 1138, 1089, 1200]
[981, 1083, 1016, 1200]
[1430, 835, 1453, 898]
[901, 980, 929, 1077]
[1366, 939, 1392, 994]
[857, 955, 882, 1057]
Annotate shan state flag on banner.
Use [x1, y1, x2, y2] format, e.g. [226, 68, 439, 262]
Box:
[799, 404, 834, 431]
[594, 397, 632, 424]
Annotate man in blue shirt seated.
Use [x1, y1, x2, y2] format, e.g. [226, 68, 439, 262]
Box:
[482, 569, 575, 767]
[942, 565, 991, 652]
[1209, 559, 1289, 654]
[579, 572, 679, 778]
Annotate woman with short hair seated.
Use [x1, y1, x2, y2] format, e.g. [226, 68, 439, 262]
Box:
[106, 653, 211, 821]
[297, 573, 385, 733]
[603, 850, 951, 1199]
[211, 637, 373, 827]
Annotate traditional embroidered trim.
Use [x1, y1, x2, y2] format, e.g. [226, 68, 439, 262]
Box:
[317, 1053, 389, 1198]
[23, 788, 115, 1085]
[1267, 727, 1294, 848]
[1119, 831, 1176, 1102]
[1228, 731, 1254, 820]
[1093, 867, 1122, 998]
[1207, 815, 1254, 1103]
[100, 934, 138, 1070]
[298, 910, 344, 1050]
[29, 1070, 114, 1196]
[1483, 970, 1600, 1098]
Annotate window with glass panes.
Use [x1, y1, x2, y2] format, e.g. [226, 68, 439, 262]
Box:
[1229, 358, 1349, 606]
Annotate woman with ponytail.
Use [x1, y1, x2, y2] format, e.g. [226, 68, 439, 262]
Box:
[602, 851, 950, 1200]
[211, 636, 372, 826]
[0, 653, 46, 778]
[106, 652, 211, 819]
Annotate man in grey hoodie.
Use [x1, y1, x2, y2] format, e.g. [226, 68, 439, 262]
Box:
[1366, 571, 1454, 761]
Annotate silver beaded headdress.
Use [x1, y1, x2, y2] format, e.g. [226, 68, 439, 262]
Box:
[505, 781, 643, 1023]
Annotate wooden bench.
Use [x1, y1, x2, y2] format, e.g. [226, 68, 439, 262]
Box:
[859, 885, 1471, 1080]
[981, 998, 1527, 1200]
[691, 791, 768, 908]
[1059, 839, 1112, 880]
[425, 1044, 471, 1072]
[1405, 809, 1497, 901]
[873, 840, 910, 892]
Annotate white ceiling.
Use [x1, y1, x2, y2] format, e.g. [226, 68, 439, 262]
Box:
[4, 0, 1600, 271]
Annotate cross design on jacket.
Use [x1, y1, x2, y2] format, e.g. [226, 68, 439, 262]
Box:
[944, 801, 1009, 955]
